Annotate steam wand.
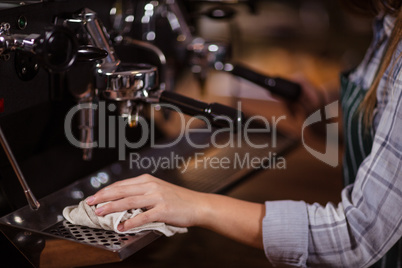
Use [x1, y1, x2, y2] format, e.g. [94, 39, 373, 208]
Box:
[0, 126, 40, 210]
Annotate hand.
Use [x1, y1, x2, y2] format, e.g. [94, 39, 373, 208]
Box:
[86, 174, 265, 248]
[86, 174, 205, 231]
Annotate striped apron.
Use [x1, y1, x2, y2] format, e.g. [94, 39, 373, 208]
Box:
[340, 72, 400, 268]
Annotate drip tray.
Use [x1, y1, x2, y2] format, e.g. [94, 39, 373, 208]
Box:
[44, 220, 138, 250]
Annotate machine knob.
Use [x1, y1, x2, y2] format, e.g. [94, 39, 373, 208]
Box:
[35, 26, 78, 72]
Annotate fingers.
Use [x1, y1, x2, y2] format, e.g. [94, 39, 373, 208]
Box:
[108, 174, 157, 188]
[87, 184, 145, 205]
[94, 194, 158, 216]
[87, 174, 159, 205]
[117, 209, 160, 231]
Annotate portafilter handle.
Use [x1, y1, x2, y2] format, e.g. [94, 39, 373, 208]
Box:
[98, 63, 244, 129]
[158, 91, 244, 130]
[226, 63, 302, 101]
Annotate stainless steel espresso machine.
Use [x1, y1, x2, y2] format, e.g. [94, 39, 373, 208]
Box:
[0, 1, 300, 267]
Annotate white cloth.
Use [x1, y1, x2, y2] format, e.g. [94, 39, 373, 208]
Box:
[63, 200, 187, 237]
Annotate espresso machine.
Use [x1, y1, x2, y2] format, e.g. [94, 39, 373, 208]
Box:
[0, 1, 300, 267]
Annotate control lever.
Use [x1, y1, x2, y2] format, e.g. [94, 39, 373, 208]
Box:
[226, 63, 302, 101]
[158, 91, 244, 129]
[76, 46, 108, 62]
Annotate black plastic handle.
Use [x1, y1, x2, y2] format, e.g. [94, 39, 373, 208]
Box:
[159, 91, 244, 129]
[229, 63, 301, 101]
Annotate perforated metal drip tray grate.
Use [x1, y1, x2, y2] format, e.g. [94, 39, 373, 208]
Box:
[45, 220, 138, 250]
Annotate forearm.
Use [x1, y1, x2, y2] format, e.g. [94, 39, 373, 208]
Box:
[195, 193, 265, 249]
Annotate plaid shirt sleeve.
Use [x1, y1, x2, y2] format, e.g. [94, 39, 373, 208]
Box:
[262, 16, 402, 267]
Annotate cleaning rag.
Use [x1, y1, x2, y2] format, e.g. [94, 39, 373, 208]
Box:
[63, 200, 187, 237]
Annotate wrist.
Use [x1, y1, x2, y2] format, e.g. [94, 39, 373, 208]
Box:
[192, 192, 215, 227]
